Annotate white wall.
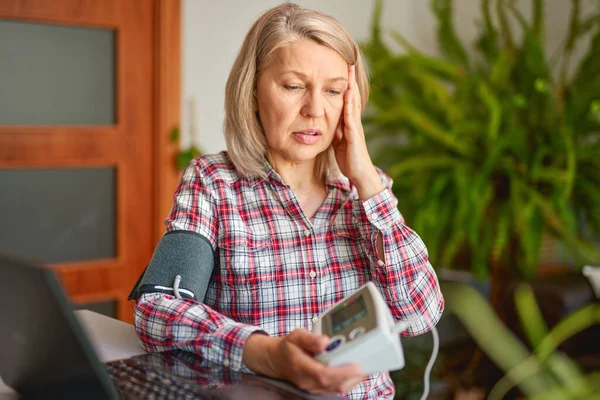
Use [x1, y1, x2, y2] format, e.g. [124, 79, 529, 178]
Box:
[181, 0, 594, 154]
[181, 0, 437, 153]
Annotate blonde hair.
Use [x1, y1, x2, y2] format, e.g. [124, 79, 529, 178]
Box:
[224, 3, 370, 179]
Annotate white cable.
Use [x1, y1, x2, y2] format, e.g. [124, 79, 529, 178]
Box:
[393, 319, 440, 400]
[173, 274, 182, 299]
[420, 325, 439, 400]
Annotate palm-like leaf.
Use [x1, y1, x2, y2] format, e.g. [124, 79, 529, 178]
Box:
[363, 0, 600, 278]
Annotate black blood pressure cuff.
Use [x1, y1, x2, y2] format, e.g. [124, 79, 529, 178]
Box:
[128, 230, 215, 302]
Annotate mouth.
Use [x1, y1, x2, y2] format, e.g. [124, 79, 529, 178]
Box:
[291, 129, 323, 145]
[293, 129, 322, 136]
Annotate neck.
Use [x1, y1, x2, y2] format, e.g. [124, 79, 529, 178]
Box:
[267, 155, 323, 193]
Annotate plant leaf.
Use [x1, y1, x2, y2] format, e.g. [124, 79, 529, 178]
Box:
[431, 0, 470, 66]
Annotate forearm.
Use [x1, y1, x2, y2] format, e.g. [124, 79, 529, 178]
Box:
[373, 258, 444, 335]
[373, 227, 444, 335]
[351, 166, 384, 201]
[134, 293, 267, 373]
[242, 333, 279, 377]
[371, 226, 444, 334]
[355, 188, 444, 335]
[354, 187, 403, 267]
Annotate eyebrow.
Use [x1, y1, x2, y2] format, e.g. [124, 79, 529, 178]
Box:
[282, 70, 348, 83]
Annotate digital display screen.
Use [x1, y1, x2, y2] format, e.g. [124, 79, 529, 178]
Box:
[331, 294, 367, 334]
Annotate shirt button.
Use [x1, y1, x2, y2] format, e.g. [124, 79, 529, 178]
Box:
[303, 229, 311, 237]
[223, 358, 230, 367]
[377, 259, 385, 267]
[312, 315, 319, 323]
[370, 212, 379, 220]
[309, 270, 316, 278]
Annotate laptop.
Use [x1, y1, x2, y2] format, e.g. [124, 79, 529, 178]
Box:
[0, 254, 338, 399]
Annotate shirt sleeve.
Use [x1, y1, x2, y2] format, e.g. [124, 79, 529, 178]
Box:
[134, 293, 267, 373]
[134, 160, 268, 372]
[165, 160, 219, 248]
[354, 169, 445, 336]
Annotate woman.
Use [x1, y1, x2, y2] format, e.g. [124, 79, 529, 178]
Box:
[132, 3, 444, 399]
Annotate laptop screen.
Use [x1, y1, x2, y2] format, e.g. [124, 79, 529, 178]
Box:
[0, 254, 341, 400]
[0, 254, 118, 399]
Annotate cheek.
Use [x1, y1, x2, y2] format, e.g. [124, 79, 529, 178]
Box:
[327, 99, 344, 122]
[327, 96, 344, 113]
[259, 101, 284, 126]
[261, 95, 301, 122]
[331, 96, 345, 109]
[259, 100, 299, 140]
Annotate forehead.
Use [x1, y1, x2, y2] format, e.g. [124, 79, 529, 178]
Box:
[267, 39, 347, 76]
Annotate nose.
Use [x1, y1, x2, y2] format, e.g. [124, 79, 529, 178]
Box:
[300, 90, 325, 118]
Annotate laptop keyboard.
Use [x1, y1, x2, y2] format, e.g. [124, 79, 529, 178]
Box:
[106, 358, 216, 399]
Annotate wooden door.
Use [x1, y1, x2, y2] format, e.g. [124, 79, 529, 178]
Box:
[0, 0, 180, 322]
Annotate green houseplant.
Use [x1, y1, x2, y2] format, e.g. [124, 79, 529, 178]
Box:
[361, 1, 600, 397]
[169, 125, 204, 170]
[361, 0, 600, 291]
[444, 281, 599, 399]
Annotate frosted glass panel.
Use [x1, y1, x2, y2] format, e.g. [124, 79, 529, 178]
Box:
[0, 168, 116, 263]
[0, 20, 115, 125]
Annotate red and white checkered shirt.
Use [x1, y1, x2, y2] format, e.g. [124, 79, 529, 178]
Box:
[134, 151, 444, 400]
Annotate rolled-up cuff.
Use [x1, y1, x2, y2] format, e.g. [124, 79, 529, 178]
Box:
[207, 323, 269, 373]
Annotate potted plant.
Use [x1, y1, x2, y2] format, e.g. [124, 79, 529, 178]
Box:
[361, 0, 600, 307]
[361, 1, 600, 397]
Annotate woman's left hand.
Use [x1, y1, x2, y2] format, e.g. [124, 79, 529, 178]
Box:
[332, 65, 383, 200]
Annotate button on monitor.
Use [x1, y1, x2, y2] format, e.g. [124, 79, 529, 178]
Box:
[325, 337, 344, 352]
[349, 326, 366, 341]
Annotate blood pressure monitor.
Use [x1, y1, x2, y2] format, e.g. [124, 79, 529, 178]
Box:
[312, 281, 409, 375]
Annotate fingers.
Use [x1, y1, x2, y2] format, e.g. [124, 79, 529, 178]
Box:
[296, 360, 364, 394]
[345, 65, 361, 111]
[344, 65, 354, 116]
[339, 374, 368, 393]
[288, 329, 329, 355]
[315, 363, 363, 392]
[343, 65, 362, 136]
[276, 329, 365, 394]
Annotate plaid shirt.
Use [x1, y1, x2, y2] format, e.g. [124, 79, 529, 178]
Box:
[134, 151, 444, 399]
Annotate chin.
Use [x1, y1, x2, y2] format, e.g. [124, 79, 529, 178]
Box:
[293, 147, 327, 162]
[269, 142, 329, 165]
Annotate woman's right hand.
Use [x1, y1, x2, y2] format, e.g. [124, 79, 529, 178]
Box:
[242, 329, 366, 394]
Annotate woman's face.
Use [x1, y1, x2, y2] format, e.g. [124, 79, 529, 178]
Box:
[255, 39, 348, 168]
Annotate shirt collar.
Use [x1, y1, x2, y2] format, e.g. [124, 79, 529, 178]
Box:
[249, 157, 352, 193]
[325, 174, 352, 192]
[247, 158, 283, 187]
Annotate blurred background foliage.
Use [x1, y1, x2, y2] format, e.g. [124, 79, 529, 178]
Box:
[362, 0, 600, 281]
[390, 279, 599, 399]
[169, 125, 204, 170]
[361, 0, 600, 398]
[444, 281, 599, 400]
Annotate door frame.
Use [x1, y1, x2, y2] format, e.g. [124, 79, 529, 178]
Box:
[154, 0, 182, 245]
[0, 0, 181, 322]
